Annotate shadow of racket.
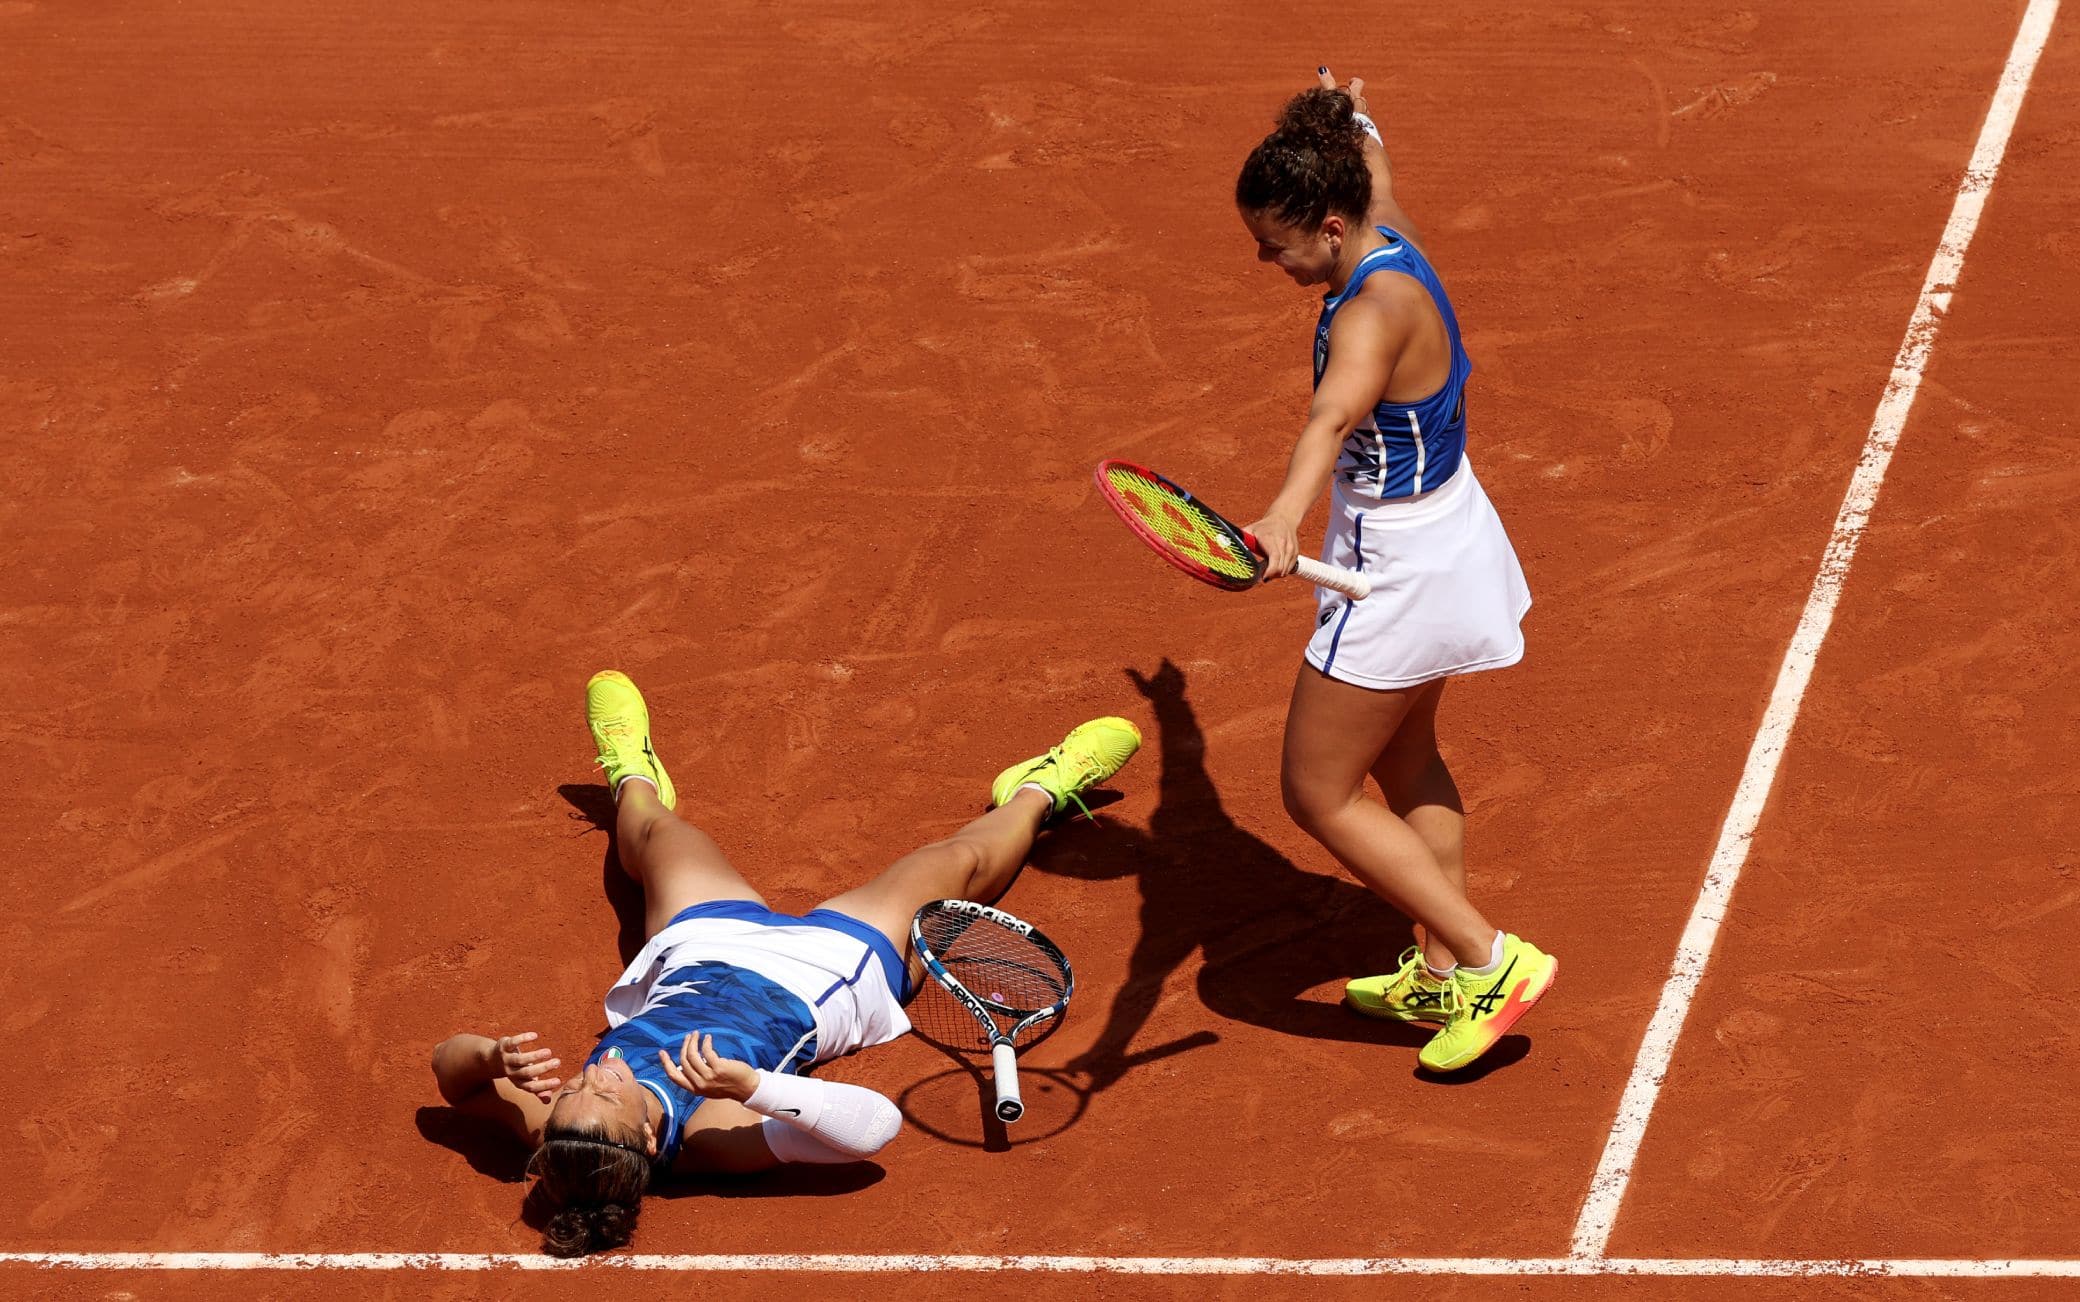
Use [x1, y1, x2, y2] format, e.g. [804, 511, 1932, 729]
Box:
[898, 1029, 1219, 1150]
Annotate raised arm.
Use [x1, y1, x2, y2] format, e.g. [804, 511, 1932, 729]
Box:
[431, 1031, 561, 1148]
[1319, 68, 1426, 252]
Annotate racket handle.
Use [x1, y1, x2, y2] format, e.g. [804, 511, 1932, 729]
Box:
[1295, 555, 1373, 600]
[1240, 531, 1373, 600]
[991, 1041, 1024, 1123]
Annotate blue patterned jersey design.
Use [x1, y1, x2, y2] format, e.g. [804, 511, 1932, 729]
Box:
[1312, 226, 1471, 498]
[585, 961, 819, 1166]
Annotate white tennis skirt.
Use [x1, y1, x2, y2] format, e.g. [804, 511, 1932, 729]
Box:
[1304, 458, 1531, 690]
[603, 903, 911, 1064]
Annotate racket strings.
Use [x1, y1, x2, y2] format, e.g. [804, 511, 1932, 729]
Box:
[1100, 466, 1258, 582]
[914, 914, 1068, 1050]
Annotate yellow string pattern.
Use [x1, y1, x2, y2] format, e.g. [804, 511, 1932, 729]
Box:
[1102, 465, 1258, 582]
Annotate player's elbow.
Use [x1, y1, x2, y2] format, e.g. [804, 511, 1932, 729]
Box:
[854, 1093, 902, 1157]
[430, 1035, 478, 1104]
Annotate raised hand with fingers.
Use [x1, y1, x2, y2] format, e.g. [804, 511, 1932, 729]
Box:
[658, 1032, 760, 1103]
[496, 1032, 562, 1101]
[1317, 65, 1368, 115]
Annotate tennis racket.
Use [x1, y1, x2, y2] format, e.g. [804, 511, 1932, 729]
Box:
[1093, 459, 1372, 600]
[909, 900, 1073, 1123]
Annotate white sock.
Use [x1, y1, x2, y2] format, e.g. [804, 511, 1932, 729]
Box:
[1460, 931, 1507, 976]
[613, 774, 658, 802]
[1424, 959, 1456, 980]
[1012, 781, 1053, 806]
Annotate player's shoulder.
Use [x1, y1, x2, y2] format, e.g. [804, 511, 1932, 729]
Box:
[1350, 262, 1430, 311]
[1333, 274, 1427, 341]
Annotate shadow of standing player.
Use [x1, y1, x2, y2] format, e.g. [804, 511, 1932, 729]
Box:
[1033, 659, 1528, 1086]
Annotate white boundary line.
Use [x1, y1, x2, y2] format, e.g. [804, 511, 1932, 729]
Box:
[1568, 0, 2061, 1258]
[0, 1253, 2077, 1277]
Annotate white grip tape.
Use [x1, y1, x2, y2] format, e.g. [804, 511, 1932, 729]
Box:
[1296, 556, 1373, 600]
[991, 1041, 1023, 1122]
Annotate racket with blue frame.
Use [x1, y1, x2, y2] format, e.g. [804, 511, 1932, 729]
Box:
[910, 900, 1073, 1124]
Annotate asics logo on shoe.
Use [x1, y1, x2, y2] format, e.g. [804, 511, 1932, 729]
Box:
[1467, 957, 1519, 1017]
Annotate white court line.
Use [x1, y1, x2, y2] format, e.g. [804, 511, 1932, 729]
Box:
[1568, 0, 2062, 1259]
[1, 1253, 2078, 1277]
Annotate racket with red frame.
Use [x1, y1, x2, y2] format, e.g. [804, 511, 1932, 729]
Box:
[1093, 459, 1372, 600]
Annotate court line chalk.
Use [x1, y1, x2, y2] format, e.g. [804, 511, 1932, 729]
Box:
[1, 1253, 2079, 1276]
[1567, 0, 2063, 1260]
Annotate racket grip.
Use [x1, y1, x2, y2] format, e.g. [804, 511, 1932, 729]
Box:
[1295, 555, 1373, 600]
[991, 1041, 1024, 1123]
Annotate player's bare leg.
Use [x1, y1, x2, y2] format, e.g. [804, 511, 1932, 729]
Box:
[587, 669, 763, 936]
[614, 780, 766, 936]
[817, 788, 1052, 950]
[1367, 677, 1467, 971]
[1282, 665, 1496, 967]
[821, 716, 1140, 978]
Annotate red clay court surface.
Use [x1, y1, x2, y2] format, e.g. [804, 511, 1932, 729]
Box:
[4, 0, 2076, 1298]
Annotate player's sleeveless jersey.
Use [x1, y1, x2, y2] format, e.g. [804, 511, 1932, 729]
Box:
[585, 961, 820, 1166]
[580, 900, 911, 1167]
[1313, 226, 1471, 499]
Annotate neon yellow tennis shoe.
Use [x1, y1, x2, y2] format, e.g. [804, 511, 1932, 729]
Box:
[585, 670, 676, 809]
[1345, 946, 1456, 1025]
[990, 717, 1142, 817]
[1418, 933, 1557, 1073]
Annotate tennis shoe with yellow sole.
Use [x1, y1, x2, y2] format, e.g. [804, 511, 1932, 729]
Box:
[1418, 933, 1557, 1073]
[586, 670, 676, 810]
[1344, 947, 1456, 1026]
[990, 717, 1142, 817]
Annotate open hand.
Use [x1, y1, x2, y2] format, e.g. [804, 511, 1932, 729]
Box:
[495, 1032, 562, 1101]
[659, 1033, 759, 1102]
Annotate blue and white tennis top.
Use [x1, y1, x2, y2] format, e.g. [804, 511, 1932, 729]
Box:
[583, 900, 911, 1166]
[1313, 226, 1471, 499]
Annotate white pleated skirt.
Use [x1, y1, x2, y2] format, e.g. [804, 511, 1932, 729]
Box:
[1303, 458, 1532, 691]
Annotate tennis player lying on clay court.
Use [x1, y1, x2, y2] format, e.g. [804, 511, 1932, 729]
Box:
[431, 670, 1138, 1257]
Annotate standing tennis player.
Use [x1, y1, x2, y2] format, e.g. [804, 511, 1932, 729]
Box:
[1235, 70, 1555, 1072]
[432, 671, 1138, 1256]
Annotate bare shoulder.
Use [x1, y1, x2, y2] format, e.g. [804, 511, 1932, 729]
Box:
[1337, 276, 1427, 340]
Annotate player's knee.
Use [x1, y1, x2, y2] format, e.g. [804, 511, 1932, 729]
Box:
[935, 835, 989, 896]
[1372, 748, 1438, 801]
[1281, 771, 1353, 832]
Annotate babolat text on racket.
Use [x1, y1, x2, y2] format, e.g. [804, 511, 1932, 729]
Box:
[1092, 459, 1372, 599]
[909, 899, 1073, 1123]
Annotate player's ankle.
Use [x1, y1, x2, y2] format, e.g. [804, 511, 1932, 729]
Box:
[614, 774, 659, 803]
[1459, 930, 1506, 975]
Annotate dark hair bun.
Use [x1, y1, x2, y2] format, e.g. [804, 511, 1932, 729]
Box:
[541, 1202, 638, 1258]
[1235, 87, 1371, 230]
[1277, 87, 1360, 146]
